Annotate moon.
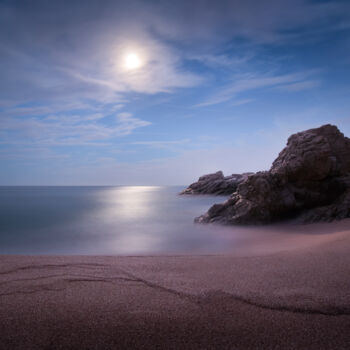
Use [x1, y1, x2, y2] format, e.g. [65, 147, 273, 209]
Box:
[125, 53, 142, 70]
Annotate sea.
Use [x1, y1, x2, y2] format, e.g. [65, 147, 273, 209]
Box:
[0, 186, 239, 255]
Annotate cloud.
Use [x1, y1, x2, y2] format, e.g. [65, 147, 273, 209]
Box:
[16, 133, 283, 185]
[116, 113, 152, 136]
[146, 0, 350, 44]
[0, 146, 70, 161]
[1, 0, 348, 102]
[130, 139, 191, 149]
[34, 113, 345, 186]
[0, 110, 151, 147]
[0, 2, 205, 109]
[278, 80, 320, 91]
[230, 98, 255, 107]
[195, 70, 321, 107]
[0, 0, 347, 109]
[2, 105, 349, 185]
[188, 53, 254, 68]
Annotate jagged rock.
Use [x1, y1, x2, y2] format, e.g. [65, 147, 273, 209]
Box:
[195, 124, 350, 224]
[180, 171, 253, 195]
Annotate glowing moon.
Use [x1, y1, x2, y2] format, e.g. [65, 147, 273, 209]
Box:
[124, 53, 142, 70]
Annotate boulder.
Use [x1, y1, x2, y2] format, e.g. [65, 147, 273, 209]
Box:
[180, 171, 253, 195]
[195, 124, 350, 224]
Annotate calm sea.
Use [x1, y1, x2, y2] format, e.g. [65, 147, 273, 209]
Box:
[0, 186, 237, 255]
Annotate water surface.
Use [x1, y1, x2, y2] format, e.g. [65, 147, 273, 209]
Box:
[1, 186, 347, 255]
[0, 186, 231, 254]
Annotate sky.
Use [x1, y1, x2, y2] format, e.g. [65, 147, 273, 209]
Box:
[1, 0, 350, 185]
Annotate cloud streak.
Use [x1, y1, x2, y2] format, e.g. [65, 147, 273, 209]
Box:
[0, 110, 151, 147]
[195, 70, 321, 107]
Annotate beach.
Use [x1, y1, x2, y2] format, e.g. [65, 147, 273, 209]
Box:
[1, 222, 350, 349]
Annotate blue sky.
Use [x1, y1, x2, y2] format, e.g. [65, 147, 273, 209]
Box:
[1, 0, 350, 185]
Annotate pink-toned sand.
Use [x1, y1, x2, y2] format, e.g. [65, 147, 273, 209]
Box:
[1, 221, 350, 349]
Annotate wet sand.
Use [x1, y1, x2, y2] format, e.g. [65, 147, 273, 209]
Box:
[1, 222, 350, 349]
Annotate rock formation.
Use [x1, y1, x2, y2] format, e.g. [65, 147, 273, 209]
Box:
[180, 171, 253, 195]
[194, 124, 350, 224]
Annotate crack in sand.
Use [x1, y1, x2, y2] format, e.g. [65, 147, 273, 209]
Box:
[0, 273, 140, 295]
[0, 274, 138, 286]
[0, 263, 107, 276]
[0, 284, 67, 297]
[1, 265, 350, 317]
[117, 267, 195, 301]
[117, 268, 350, 317]
[64, 276, 139, 284]
[196, 291, 350, 317]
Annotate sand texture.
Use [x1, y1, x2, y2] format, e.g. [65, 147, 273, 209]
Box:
[1, 224, 350, 349]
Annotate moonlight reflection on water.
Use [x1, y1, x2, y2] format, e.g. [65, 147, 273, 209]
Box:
[0, 186, 345, 255]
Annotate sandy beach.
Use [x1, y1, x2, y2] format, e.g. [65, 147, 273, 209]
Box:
[1, 222, 350, 349]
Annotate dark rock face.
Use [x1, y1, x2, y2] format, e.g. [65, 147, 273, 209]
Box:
[180, 171, 253, 195]
[195, 124, 350, 224]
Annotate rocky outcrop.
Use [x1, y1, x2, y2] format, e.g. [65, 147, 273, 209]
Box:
[180, 171, 253, 195]
[195, 124, 350, 224]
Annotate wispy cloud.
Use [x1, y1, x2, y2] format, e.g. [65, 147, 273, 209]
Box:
[116, 113, 151, 136]
[0, 146, 70, 160]
[195, 70, 321, 107]
[189, 53, 254, 68]
[230, 98, 254, 107]
[0, 110, 151, 147]
[146, 0, 350, 44]
[2, 0, 347, 106]
[278, 80, 321, 91]
[130, 139, 190, 148]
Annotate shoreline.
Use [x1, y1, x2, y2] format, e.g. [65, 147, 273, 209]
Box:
[1, 223, 350, 349]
